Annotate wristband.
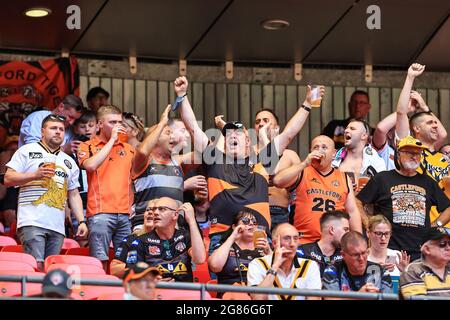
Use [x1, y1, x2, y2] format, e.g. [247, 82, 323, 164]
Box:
[78, 220, 87, 226]
[266, 268, 277, 276]
[172, 93, 188, 111]
[301, 104, 311, 112]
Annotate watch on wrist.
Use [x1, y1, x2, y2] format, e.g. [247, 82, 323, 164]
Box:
[266, 268, 277, 276]
[79, 220, 87, 226]
[436, 220, 443, 227]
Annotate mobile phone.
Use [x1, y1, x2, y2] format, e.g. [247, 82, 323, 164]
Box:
[385, 255, 397, 264]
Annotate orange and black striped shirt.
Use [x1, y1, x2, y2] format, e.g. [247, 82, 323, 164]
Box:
[203, 142, 279, 236]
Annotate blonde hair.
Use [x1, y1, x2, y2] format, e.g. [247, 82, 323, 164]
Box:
[367, 215, 391, 232]
[96, 105, 122, 120]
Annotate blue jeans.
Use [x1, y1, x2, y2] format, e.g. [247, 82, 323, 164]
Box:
[17, 226, 64, 262]
[88, 213, 131, 261]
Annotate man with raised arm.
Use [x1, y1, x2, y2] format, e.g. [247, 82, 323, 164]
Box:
[176, 76, 321, 253]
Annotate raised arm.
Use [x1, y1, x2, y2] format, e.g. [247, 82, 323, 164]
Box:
[396, 64, 425, 139]
[175, 77, 209, 153]
[273, 150, 320, 188]
[344, 177, 363, 233]
[79, 124, 125, 172]
[274, 85, 323, 155]
[208, 225, 244, 273]
[133, 105, 170, 175]
[181, 203, 206, 265]
[409, 91, 448, 149]
[373, 112, 396, 149]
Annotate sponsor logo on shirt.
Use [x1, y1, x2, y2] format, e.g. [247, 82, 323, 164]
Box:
[64, 159, 72, 169]
[311, 177, 321, 184]
[148, 246, 161, 256]
[147, 238, 160, 244]
[115, 247, 123, 258]
[174, 234, 184, 242]
[126, 251, 137, 264]
[175, 242, 186, 252]
[29, 152, 43, 159]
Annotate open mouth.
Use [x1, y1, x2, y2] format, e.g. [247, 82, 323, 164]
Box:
[344, 133, 351, 140]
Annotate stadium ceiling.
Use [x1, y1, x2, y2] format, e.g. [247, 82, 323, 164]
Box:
[1, 0, 449, 71]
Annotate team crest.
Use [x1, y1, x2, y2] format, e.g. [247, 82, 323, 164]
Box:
[148, 246, 161, 255]
[117, 149, 126, 157]
[175, 242, 186, 252]
[331, 180, 340, 187]
[64, 159, 72, 169]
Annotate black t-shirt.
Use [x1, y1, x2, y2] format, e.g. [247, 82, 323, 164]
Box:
[127, 229, 193, 282]
[297, 242, 343, 277]
[357, 170, 450, 256]
[214, 243, 264, 286]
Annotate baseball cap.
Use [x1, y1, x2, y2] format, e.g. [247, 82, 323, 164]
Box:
[42, 269, 72, 298]
[421, 227, 450, 246]
[123, 262, 161, 284]
[397, 135, 426, 151]
[222, 121, 246, 136]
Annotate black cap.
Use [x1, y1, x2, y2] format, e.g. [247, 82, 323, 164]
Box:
[42, 269, 72, 298]
[221, 121, 245, 136]
[86, 86, 110, 102]
[421, 227, 450, 246]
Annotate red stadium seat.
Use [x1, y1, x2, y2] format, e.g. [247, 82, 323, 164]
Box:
[0, 270, 45, 297]
[193, 262, 211, 283]
[45, 263, 105, 275]
[45, 255, 103, 271]
[156, 288, 213, 300]
[0, 261, 35, 272]
[61, 238, 81, 251]
[0, 245, 23, 253]
[0, 222, 5, 235]
[64, 247, 90, 256]
[69, 274, 123, 300]
[0, 235, 17, 247]
[206, 279, 218, 298]
[0, 252, 38, 270]
[46, 263, 106, 275]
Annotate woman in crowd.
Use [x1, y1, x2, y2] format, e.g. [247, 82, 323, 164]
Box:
[208, 210, 271, 297]
[122, 112, 146, 148]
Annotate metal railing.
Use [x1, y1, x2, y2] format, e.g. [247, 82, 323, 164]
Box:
[0, 274, 399, 300]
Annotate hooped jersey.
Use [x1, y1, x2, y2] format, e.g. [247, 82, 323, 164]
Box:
[294, 167, 350, 244]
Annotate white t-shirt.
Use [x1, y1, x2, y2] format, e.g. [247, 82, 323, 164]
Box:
[374, 143, 396, 171]
[332, 145, 387, 175]
[368, 248, 401, 278]
[247, 254, 322, 300]
[6, 142, 80, 235]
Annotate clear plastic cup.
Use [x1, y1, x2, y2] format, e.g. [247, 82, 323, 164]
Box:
[43, 154, 57, 176]
[118, 131, 128, 143]
[310, 85, 324, 108]
[253, 225, 266, 247]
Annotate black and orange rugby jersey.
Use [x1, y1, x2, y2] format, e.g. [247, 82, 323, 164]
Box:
[203, 142, 279, 236]
[294, 166, 349, 244]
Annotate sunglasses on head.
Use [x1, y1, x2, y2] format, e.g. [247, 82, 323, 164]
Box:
[122, 112, 143, 129]
[240, 217, 257, 225]
[48, 114, 66, 121]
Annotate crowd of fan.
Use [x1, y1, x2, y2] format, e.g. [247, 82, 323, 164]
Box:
[0, 63, 449, 300]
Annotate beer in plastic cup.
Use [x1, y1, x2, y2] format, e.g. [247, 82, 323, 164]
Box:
[357, 175, 370, 191]
[43, 154, 57, 176]
[118, 131, 128, 143]
[310, 85, 323, 108]
[253, 226, 266, 247]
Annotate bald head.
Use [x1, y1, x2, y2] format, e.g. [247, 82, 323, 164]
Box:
[311, 135, 335, 150]
[272, 223, 298, 239]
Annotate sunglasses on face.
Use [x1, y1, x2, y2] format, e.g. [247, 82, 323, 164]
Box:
[240, 217, 257, 225]
[437, 240, 450, 248]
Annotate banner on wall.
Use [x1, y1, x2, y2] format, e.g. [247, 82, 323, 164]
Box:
[0, 56, 79, 137]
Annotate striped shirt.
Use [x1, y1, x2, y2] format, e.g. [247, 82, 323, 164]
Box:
[400, 260, 450, 298]
[131, 158, 184, 228]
